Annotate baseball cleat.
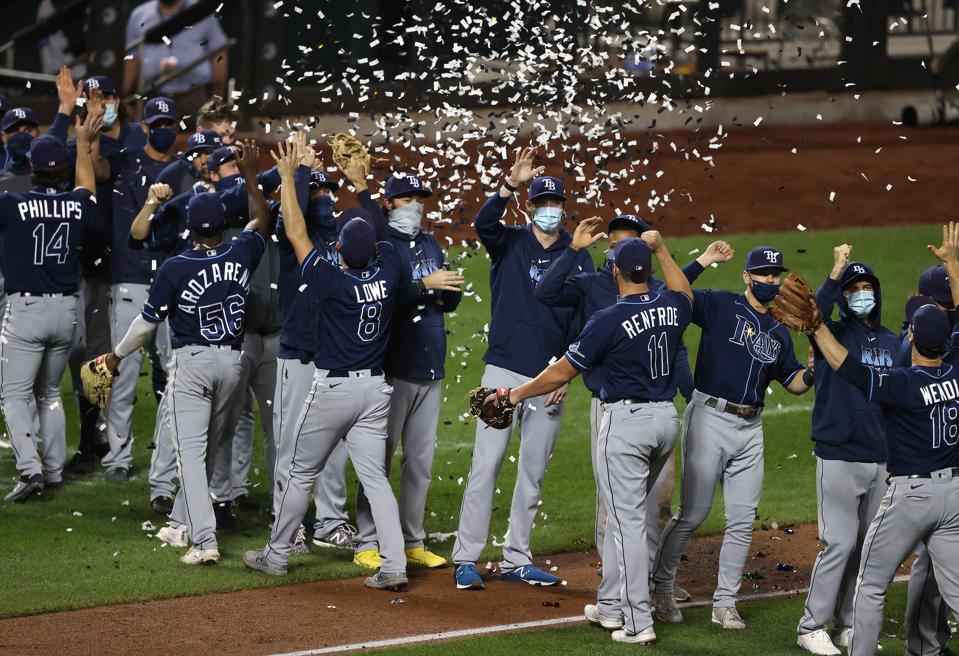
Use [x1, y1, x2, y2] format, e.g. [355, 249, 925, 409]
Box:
[674, 584, 691, 602]
[213, 500, 236, 529]
[405, 546, 447, 568]
[711, 606, 746, 630]
[364, 570, 408, 591]
[651, 591, 684, 623]
[832, 628, 882, 651]
[313, 523, 357, 549]
[233, 494, 262, 513]
[4, 474, 45, 503]
[454, 563, 485, 590]
[584, 604, 624, 630]
[150, 495, 174, 516]
[353, 549, 382, 570]
[156, 524, 188, 548]
[499, 565, 560, 586]
[243, 549, 288, 575]
[180, 545, 219, 566]
[611, 627, 657, 644]
[65, 452, 97, 475]
[292, 527, 310, 555]
[797, 629, 841, 655]
[44, 480, 63, 491]
[104, 467, 129, 483]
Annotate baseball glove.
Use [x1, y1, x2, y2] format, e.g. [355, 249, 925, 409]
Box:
[329, 133, 371, 177]
[467, 386, 515, 429]
[771, 274, 823, 334]
[80, 354, 116, 410]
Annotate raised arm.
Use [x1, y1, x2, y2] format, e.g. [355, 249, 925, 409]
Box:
[237, 141, 271, 238]
[682, 240, 735, 283]
[334, 138, 389, 242]
[130, 183, 173, 240]
[929, 222, 959, 308]
[642, 231, 692, 303]
[474, 146, 544, 254]
[73, 99, 104, 195]
[537, 216, 604, 307]
[274, 138, 314, 264]
[816, 244, 852, 318]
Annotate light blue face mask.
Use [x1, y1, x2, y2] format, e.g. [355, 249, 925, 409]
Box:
[847, 289, 876, 318]
[102, 103, 118, 128]
[532, 206, 562, 232]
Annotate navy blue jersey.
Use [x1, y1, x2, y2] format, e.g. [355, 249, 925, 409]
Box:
[300, 240, 403, 371]
[692, 289, 803, 406]
[0, 188, 95, 293]
[565, 290, 693, 402]
[142, 230, 266, 348]
[839, 357, 959, 475]
[473, 193, 592, 378]
[158, 157, 205, 195]
[384, 227, 462, 380]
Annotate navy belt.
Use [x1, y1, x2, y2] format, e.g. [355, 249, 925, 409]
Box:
[327, 368, 384, 378]
[182, 342, 241, 352]
[705, 396, 761, 419]
[605, 398, 652, 405]
[11, 291, 74, 297]
[888, 467, 959, 483]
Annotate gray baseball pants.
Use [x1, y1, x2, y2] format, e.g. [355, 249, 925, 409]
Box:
[595, 400, 679, 635]
[264, 370, 405, 572]
[148, 324, 177, 502]
[103, 283, 151, 471]
[652, 389, 765, 608]
[849, 470, 959, 656]
[166, 345, 243, 550]
[68, 278, 113, 386]
[905, 544, 955, 656]
[451, 364, 565, 570]
[355, 378, 442, 553]
[797, 458, 887, 635]
[312, 440, 350, 536]
[0, 294, 78, 483]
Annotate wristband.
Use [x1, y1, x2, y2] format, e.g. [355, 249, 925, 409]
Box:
[502, 179, 517, 193]
[802, 369, 814, 387]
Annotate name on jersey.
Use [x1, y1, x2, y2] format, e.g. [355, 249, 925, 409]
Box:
[353, 279, 389, 304]
[179, 261, 251, 307]
[919, 378, 959, 406]
[17, 198, 84, 222]
[621, 306, 680, 339]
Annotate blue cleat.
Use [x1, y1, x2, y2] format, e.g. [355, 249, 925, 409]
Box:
[455, 563, 485, 590]
[500, 564, 561, 586]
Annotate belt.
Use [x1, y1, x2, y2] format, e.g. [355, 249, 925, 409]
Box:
[888, 467, 959, 483]
[605, 398, 651, 405]
[182, 343, 241, 352]
[705, 396, 761, 419]
[11, 291, 73, 298]
[327, 368, 384, 378]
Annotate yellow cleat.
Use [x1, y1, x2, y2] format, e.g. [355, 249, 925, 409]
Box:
[405, 546, 447, 568]
[353, 549, 382, 569]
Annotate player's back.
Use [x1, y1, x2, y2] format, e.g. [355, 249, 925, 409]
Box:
[0, 188, 94, 293]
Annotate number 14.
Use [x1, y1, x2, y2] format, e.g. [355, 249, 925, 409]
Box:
[32, 222, 71, 265]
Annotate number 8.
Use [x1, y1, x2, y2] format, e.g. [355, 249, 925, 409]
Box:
[357, 302, 382, 342]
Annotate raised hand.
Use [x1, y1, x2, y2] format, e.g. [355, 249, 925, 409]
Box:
[929, 222, 959, 264]
[271, 137, 299, 180]
[236, 140, 260, 179]
[702, 240, 735, 265]
[147, 183, 173, 205]
[640, 229, 664, 253]
[56, 65, 80, 114]
[571, 216, 606, 251]
[830, 244, 853, 279]
[506, 146, 545, 187]
[75, 102, 104, 146]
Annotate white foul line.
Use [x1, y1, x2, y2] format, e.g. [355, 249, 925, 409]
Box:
[266, 575, 910, 656]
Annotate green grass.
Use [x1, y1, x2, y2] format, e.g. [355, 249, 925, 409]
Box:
[365, 584, 957, 655]
[0, 223, 942, 618]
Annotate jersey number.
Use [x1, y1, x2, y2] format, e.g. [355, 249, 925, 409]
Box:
[929, 403, 959, 449]
[357, 302, 382, 343]
[647, 333, 670, 379]
[32, 223, 71, 265]
[198, 294, 245, 342]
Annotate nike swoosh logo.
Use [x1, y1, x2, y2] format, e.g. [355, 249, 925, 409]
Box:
[910, 483, 923, 489]
[190, 350, 202, 356]
[25, 301, 37, 306]
[630, 407, 642, 414]
[329, 383, 342, 389]
[868, 338, 876, 342]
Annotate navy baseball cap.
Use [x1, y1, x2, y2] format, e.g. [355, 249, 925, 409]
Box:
[335, 208, 371, 235]
[338, 217, 376, 268]
[187, 192, 227, 236]
[2, 107, 38, 133]
[185, 130, 222, 156]
[310, 170, 340, 191]
[745, 245, 788, 273]
[29, 135, 70, 168]
[905, 294, 935, 325]
[528, 176, 566, 202]
[608, 214, 650, 234]
[143, 97, 179, 125]
[840, 261, 879, 290]
[384, 173, 431, 200]
[918, 265, 952, 306]
[206, 145, 236, 174]
[82, 76, 117, 97]
[612, 238, 652, 273]
[912, 304, 951, 355]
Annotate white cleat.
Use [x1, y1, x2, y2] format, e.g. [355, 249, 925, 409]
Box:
[180, 545, 220, 565]
[832, 628, 882, 651]
[711, 606, 746, 630]
[611, 626, 657, 644]
[797, 629, 841, 655]
[157, 525, 188, 548]
[584, 604, 624, 630]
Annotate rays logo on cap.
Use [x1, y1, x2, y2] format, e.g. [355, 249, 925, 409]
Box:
[12, 108, 26, 120]
[88, 79, 100, 89]
[852, 265, 865, 274]
[407, 176, 420, 188]
[764, 250, 779, 263]
[543, 178, 556, 190]
[156, 100, 170, 114]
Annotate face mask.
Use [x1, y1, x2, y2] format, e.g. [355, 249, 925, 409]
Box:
[750, 279, 781, 305]
[7, 131, 33, 163]
[532, 206, 562, 232]
[102, 104, 118, 128]
[213, 173, 242, 191]
[388, 201, 423, 237]
[307, 195, 336, 232]
[148, 126, 177, 152]
[847, 290, 876, 318]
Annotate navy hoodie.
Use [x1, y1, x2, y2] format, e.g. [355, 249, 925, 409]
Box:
[473, 192, 592, 378]
[811, 263, 897, 462]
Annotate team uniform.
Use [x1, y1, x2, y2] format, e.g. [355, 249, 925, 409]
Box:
[451, 187, 592, 581]
[796, 263, 898, 649]
[146, 228, 267, 553]
[652, 282, 804, 612]
[0, 178, 95, 497]
[157, 130, 222, 195]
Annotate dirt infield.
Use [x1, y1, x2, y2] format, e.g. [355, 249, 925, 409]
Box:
[0, 522, 915, 656]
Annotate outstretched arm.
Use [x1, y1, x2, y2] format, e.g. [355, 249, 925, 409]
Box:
[496, 357, 580, 406]
[237, 141, 271, 238]
[642, 231, 692, 303]
[274, 138, 314, 264]
[73, 100, 104, 195]
[929, 222, 959, 308]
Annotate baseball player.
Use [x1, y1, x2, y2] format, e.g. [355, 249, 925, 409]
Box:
[116, 143, 271, 564]
[244, 138, 408, 591]
[49, 70, 146, 154]
[795, 246, 899, 656]
[99, 96, 181, 483]
[351, 172, 465, 570]
[0, 112, 100, 502]
[651, 245, 813, 629]
[483, 234, 693, 644]
[452, 147, 594, 590]
[535, 213, 733, 592]
[157, 129, 223, 195]
[0, 108, 40, 179]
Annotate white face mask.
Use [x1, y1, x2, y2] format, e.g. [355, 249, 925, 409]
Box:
[388, 201, 423, 236]
[533, 206, 562, 232]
